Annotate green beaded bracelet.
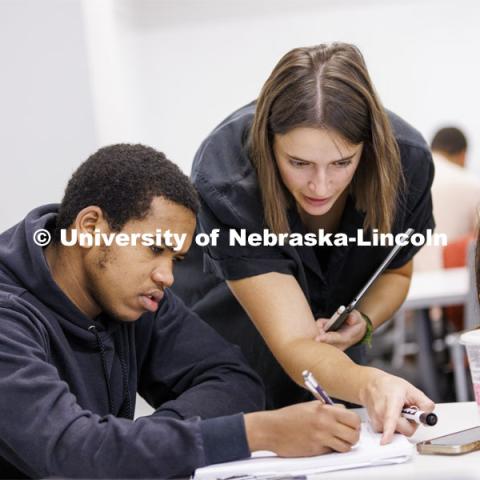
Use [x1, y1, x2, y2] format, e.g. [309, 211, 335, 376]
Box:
[358, 311, 373, 347]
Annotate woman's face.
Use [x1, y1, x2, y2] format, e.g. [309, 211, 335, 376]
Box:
[274, 127, 363, 216]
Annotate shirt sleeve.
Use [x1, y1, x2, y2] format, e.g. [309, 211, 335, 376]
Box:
[136, 290, 265, 420]
[0, 296, 252, 479]
[389, 143, 436, 269]
[197, 198, 298, 281]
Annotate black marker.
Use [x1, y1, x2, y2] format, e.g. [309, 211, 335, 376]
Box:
[401, 406, 438, 426]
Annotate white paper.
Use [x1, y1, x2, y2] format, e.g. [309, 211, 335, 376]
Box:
[194, 423, 414, 480]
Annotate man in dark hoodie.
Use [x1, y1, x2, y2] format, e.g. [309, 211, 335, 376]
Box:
[0, 144, 361, 479]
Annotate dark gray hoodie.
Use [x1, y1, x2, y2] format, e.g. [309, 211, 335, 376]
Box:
[0, 204, 265, 478]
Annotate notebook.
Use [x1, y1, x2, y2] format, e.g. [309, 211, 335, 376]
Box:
[194, 423, 414, 479]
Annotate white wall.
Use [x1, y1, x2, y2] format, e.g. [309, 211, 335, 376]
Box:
[82, 0, 480, 176]
[2, 0, 480, 231]
[0, 0, 97, 231]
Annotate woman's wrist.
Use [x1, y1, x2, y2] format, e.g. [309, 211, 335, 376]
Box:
[355, 366, 385, 406]
[357, 311, 373, 346]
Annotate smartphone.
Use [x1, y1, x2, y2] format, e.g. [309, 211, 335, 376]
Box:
[417, 426, 480, 455]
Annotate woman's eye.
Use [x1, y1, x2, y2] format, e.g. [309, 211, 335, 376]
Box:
[333, 160, 352, 168]
[150, 246, 164, 255]
[289, 159, 309, 167]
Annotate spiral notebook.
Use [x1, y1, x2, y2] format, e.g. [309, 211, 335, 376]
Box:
[194, 423, 414, 479]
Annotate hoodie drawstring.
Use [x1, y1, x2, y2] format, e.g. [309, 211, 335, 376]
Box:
[88, 324, 132, 418]
[88, 324, 114, 414]
[116, 329, 132, 418]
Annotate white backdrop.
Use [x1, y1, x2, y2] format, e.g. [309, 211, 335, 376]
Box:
[0, 0, 97, 231]
[82, 0, 480, 173]
[1, 0, 479, 231]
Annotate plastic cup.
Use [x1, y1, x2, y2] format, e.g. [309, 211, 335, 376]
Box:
[460, 329, 480, 408]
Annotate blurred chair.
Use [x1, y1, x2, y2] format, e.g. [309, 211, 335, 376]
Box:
[392, 129, 480, 401]
[391, 269, 469, 400]
[392, 240, 478, 401]
[445, 240, 479, 401]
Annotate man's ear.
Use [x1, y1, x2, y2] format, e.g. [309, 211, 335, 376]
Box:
[73, 206, 110, 246]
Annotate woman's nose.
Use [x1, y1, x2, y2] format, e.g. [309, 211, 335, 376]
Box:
[308, 168, 330, 195]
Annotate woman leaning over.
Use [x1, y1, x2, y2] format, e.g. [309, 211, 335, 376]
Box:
[174, 42, 435, 443]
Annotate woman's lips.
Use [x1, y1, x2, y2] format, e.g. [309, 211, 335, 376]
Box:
[303, 195, 331, 207]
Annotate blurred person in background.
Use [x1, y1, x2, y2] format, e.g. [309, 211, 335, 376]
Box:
[431, 127, 467, 168]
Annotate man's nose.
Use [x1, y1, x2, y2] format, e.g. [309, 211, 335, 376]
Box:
[151, 262, 174, 289]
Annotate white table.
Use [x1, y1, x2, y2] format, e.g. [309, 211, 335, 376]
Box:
[402, 267, 470, 311]
[314, 402, 480, 480]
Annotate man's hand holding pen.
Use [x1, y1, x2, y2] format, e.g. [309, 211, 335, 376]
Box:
[244, 400, 361, 457]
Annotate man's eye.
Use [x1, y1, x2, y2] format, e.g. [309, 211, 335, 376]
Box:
[150, 246, 164, 255]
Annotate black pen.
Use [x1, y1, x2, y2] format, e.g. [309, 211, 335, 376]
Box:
[401, 406, 438, 426]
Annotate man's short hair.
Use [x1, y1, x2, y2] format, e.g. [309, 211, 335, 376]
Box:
[54, 144, 199, 240]
[431, 127, 468, 155]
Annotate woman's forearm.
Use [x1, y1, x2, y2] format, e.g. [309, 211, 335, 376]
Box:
[227, 272, 376, 402]
[226, 269, 434, 436]
[280, 338, 378, 403]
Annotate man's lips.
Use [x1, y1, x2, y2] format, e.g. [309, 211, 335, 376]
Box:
[139, 290, 164, 312]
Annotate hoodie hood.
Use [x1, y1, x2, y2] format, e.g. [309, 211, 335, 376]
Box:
[0, 204, 132, 419]
[0, 204, 119, 340]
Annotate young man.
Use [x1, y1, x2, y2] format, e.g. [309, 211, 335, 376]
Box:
[0, 144, 361, 479]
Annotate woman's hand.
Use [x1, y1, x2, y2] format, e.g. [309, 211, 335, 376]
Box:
[359, 368, 435, 444]
[314, 310, 367, 351]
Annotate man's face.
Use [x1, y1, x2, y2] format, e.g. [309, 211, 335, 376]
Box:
[84, 197, 196, 322]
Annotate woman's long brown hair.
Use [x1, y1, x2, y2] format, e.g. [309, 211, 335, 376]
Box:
[249, 42, 403, 234]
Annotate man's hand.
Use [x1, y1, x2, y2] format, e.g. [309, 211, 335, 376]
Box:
[359, 368, 435, 444]
[244, 402, 361, 457]
[314, 310, 367, 351]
